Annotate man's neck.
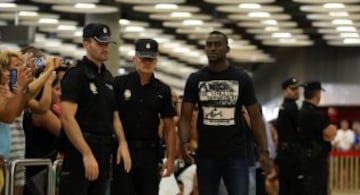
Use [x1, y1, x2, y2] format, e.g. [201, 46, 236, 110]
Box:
[208, 59, 229, 72]
[305, 99, 318, 106]
[137, 71, 152, 86]
[86, 55, 103, 73]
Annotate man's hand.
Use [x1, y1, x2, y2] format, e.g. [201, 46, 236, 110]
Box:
[116, 142, 132, 173]
[182, 143, 195, 164]
[259, 152, 273, 175]
[160, 158, 174, 177]
[82, 153, 99, 181]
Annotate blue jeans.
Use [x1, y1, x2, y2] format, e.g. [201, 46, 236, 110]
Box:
[196, 155, 249, 195]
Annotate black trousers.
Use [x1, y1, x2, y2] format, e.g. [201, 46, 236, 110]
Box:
[111, 146, 160, 195]
[303, 156, 329, 195]
[59, 141, 112, 195]
[278, 152, 304, 195]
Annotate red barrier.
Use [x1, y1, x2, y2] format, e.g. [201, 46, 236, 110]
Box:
[330, 151, 360, 157]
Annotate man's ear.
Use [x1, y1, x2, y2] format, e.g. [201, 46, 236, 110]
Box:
[226, 46, 230, 53]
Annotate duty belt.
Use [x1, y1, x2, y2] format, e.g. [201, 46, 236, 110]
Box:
[127, 140, 158, 149]
[83, 132, 114, 145]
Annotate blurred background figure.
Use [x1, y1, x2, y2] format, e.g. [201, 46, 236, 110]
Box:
[298, 81, 337, 195]
[276, 77, 303, 195]
[353, 121, 360, 150]
[332, 119, 355, 151]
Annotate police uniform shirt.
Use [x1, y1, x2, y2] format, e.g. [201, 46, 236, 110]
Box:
[61, 56, 116, 136]
[276, 98, 299, 144]
[182, 65, 258, 158]
[113, 72, 176, 141]
[298, 101, 332, 155]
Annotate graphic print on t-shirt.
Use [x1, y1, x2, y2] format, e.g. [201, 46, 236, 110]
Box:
[199, 80, 239, 126]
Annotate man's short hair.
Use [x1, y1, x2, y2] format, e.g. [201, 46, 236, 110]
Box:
[208, 31, 228, 45]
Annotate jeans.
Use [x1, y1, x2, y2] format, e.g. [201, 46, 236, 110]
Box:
[196, 155, 249, 195]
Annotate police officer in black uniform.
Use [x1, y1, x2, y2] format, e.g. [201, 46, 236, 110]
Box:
[276, 77, 303, 195]
[298, 81, 337, 195]
[111, 39, 176, 195]
[59, 23, 131, 195]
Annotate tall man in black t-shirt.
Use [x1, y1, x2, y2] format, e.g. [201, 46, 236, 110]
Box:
[178, 31, 272, 195]
[59, 23, 131, 195]
[276, 77, 304, 195]
[111, 39, 176, 195]
[298, 81, 337, 195]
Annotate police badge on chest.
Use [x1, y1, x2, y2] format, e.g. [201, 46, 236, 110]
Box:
[89, 82, 98, 94]
[123, 89, 131, 100]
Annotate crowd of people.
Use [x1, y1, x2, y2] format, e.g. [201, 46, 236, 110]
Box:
[0, 22, 358, 195]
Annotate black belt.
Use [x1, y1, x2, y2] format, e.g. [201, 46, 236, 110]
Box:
[127, 140, 158, 149]
[83, 132, 114, 145]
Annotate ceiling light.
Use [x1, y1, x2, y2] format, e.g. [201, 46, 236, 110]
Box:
[19, 11, 38, 17]
[343, 38, 360, 44]
[0, 3, 16, 8]
[329, 12, 349, 17]
[340, 33, 359, 38]
[170, 12, 191, 17]
[154, 38, 170, 43]
[119, 19, 130, 25]
[163, 42, 182, 48]
[279, 39, 296, 43]
[183, 19, 203, 25]
[238, 3, 261, 9]
[272, 32, 292, 38]
[265, 27, 279, 31]
[261, 20, 277, 25]
[127, 50, 135, 57]
[173, 47, 190, 53]
[323, 3, 345, 9]
[58, 25, 77, 31]
[248, 12, 270, 18]
[154, 4, 178, 9]
[336, 26, 357, 32]
[124, 26, 144, 32]
[38, 18, 58, 24]
[74, 31, 82, 37]
[74, 3, 96, 9]
[332, 19, 353, 25]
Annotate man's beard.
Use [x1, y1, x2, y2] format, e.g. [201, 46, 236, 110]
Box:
[208, 55, 225, 63]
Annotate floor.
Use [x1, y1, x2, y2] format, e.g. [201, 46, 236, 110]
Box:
[332, 191, 360, 195]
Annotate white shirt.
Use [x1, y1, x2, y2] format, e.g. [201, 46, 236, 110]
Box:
[333, 129, 355, 151]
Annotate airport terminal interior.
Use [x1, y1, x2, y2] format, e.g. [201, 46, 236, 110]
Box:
[1, 0, 360, 195]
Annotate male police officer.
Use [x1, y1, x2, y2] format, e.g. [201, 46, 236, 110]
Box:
[298, 81, 337, 195]
[60, 23, 131, 195]
[276, 77, 303, 195]
[111, 39, 176, 195]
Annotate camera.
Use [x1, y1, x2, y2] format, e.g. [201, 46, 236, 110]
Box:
[34, 58, 45, 68]
[9, 69, 17, 92]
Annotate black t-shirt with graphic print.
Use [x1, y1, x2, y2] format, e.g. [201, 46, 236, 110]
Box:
[182, 65, 258, 157]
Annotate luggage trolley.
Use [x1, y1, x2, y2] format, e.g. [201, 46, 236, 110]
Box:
[2, 160, 10, 195]
[8, 159, 53, 195]
[51, 159, 63, 195]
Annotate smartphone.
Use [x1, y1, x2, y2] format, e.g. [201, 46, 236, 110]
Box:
[34, 58, 45, 68]
[9, 69, 17, 92]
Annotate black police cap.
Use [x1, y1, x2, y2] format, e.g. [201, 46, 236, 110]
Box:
[135, 39, 158, 59]
[282, 77, 301, 89]
[82, 23, 115, 44]
[303, 81, 325, 91]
